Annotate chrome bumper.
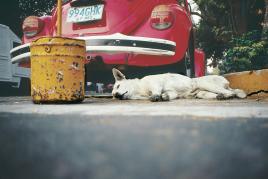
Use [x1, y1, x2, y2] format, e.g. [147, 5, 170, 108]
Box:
[10, 33, 176, 64]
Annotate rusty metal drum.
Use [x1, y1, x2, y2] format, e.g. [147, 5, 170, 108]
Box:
[30, 37, 86, 103]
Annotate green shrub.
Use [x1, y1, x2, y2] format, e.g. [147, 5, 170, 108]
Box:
[219, 31, 268, 74]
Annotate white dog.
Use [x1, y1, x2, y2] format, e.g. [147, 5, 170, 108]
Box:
[112, 68, 246, 101]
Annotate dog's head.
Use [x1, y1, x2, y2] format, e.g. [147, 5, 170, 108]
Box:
[112, 68, 135, 100]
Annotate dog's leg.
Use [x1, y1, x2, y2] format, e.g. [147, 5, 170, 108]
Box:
[194, 78, 236, 99]
[161, 91, 178, 101]
[229, 88, 247, 98]
[196, 91, 218, 99]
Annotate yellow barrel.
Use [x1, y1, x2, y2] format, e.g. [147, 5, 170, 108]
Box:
[30, 37, 86, 103]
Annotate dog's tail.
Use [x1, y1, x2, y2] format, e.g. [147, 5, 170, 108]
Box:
[233, 89, 247, 98]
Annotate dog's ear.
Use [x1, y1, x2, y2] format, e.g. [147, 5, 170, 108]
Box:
[112, 68, 126, 81]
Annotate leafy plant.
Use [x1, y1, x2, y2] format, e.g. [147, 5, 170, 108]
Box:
[219, 31, 268, 74]
[192, 0, 266, 68]
[18, 0, 55, 19]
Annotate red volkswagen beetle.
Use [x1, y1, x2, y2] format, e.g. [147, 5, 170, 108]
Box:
[11, 0, 205, 85]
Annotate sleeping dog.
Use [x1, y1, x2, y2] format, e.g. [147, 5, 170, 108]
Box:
[112, 68, 246, 102]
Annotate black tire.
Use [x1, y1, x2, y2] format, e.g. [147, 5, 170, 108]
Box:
[18, 78, 31, 96]
[0, 78, 30, 97]
[184, 32, 195, 78]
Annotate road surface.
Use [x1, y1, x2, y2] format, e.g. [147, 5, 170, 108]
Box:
[0, 97, 268, 179]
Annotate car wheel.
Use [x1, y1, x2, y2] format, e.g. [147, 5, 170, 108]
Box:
[184, 33, 195, 78]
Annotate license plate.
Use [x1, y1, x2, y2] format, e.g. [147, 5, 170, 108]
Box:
[67, 4, 104, 23]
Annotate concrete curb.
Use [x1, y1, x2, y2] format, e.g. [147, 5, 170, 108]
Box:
[224, 69, 268, 98]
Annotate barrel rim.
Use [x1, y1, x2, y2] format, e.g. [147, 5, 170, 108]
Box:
[31, 36, 86, 45]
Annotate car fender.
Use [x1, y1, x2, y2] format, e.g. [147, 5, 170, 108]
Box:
[125, 4, 193, 66]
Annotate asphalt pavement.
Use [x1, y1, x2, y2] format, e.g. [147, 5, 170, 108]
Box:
[0, 97, 268, 179]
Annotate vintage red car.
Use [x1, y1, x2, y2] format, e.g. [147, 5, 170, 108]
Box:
[11, 0, 205, 84]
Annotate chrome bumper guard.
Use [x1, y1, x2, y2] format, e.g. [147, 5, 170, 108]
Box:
[10, 33, 176, 64]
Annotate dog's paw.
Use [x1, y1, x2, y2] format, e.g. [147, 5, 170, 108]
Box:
[217, 93, 237, 100]
[216, 93, 225, 100]
[216, 93, 228, 100]
[149, 95, 161, 102]
[161, 93, 170, 101]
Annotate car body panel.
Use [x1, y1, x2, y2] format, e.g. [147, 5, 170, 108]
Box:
[14, 0, 205, 77]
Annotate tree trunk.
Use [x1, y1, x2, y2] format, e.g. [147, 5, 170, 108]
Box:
[263, 0, 268, 38]
[231, 0, 249, 34]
